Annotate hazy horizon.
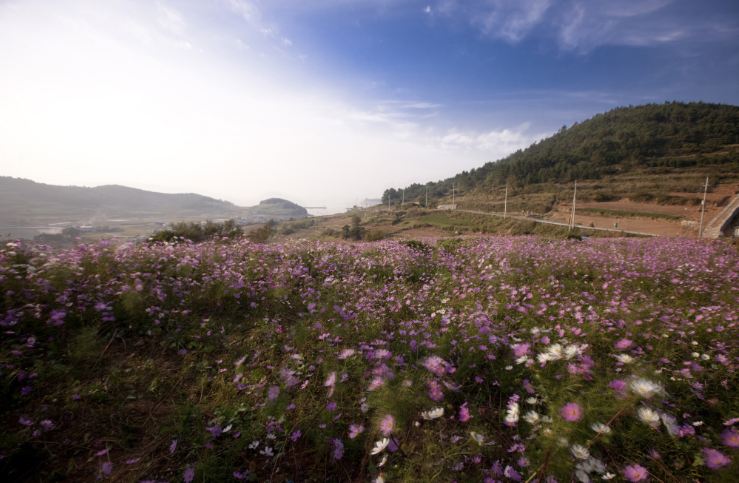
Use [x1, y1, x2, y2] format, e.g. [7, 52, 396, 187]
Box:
[2, 0, 738, 213]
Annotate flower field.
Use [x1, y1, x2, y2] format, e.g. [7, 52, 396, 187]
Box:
[1, 236, 737, 482]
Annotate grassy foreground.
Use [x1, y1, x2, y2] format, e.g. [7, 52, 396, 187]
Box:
[1, 237, 737, 482]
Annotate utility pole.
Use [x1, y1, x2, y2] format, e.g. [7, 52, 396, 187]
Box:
[401, 189, 405, 208]
[425, 186, 428, 209]
[569, 180, 577, 230]
[698, 176, 708, 238]
[452, 183, 455, 206]
[503, 183, 508, 218]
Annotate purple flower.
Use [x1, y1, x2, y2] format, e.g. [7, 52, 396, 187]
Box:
[623, 464, 649, 482]
[348, 423, 364, 439]
[615, 338, 633, 350]
[267, 385, 280, 401]
[101, 461, 113, 476]
[331, 438, 344, 460]
[48, 309, 66, 326]
[609, 379, 627, 393]
[703, 448, 731, 469]
[722, 428, 739, 448]
[560, 402, 583, 422]
[512, 343, 530, 358]
[422, 355, 449, 377]
[183, 466, 195, 483]
[458, 403, 471, 423]
[379, 414, 395, 436]
[290, 430, 301, 442]
[427, 379, 444, 402]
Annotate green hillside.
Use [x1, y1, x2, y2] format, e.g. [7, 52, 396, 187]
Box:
[383, 102, 739, 205]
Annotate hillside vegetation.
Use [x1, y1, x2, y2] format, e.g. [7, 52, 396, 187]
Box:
[383, 102, 739, 207]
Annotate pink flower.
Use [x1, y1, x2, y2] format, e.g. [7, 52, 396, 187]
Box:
[331, 438, 344, 460]
[379, 414, 395, 436]
[722, 428, 739, 448]
[703, 448, 731, 469]
[459, 403, 471, 423]
[427, 379, 444, 402]
[623, 464, 649, 482]
[348, 423, 364, 439]
[422, 355, 449, 377]
[560, 402, 583, 422]
[512, 343, 530, 358]
[615, 338, 633, 350]
[609, 379, 627, 393]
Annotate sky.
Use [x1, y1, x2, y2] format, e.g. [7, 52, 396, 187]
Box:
[1, 0, 738, 212]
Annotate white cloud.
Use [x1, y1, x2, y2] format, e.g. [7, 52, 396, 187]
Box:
[440, 124, 547, 159]
[0, 0, 530, 213]
[474, 0, 552, 43]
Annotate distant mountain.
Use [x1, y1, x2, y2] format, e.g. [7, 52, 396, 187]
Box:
[241, 198, 308, 221]
[383, 102, 739, 204]
[0, 177, 307, 229]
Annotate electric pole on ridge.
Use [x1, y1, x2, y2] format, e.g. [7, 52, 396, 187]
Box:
[569, 180, 577, 230]
[698, 176, 708, 238]
[504, 183, 508, 218]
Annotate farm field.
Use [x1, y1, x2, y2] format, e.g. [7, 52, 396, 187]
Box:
[1, 236, 737, 482]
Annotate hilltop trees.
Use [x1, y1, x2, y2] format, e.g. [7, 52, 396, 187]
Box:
[384, 102, 739, 205]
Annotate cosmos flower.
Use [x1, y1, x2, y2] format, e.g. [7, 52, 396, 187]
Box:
[379, 414, 395, 436]
[637, 406, 660, 429]
[458, 403, 471, 423]
[629, 378, 663, 399]
[721, 428, 739, 448]
[421, 407, 444, 420]
[702, 448, 731, 469]
[571, 444, 590, 460]
[623, 464, 648, 482]
[590, 422, 611, 435]
[331, 438, 344, 460]
[470, 431, 485, 445]
[348, 423, 364, 439]
[422, 355, 449, 377]
[371, 438, 390, 455]
[560, 402, 583, 422]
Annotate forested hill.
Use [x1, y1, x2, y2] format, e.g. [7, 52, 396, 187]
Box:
[383, 102, 739, 204]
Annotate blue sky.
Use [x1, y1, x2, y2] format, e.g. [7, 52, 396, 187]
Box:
[1, 0, 738, 211]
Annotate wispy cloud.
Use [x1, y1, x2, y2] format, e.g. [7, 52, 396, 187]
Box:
[440, 123, 548, 158]
[432, 0, 737, 53]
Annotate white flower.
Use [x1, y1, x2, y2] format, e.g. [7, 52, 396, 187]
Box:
[373, 476, 385, 483]
[637, 406, 660, 428]
[470, 431, 485, 445]
[602, 472, 616, 480]
[371, 438, 390, 455]
[421, 407, 444, 420]
[565, 343, 588, 360]
[571, 444, 590, 460]
[614, 354, 634, 364]
[546, 343, 564, 361]
[629, 378, 663, 399]
[523, 411, 540, 425]
[504, 402, 520, 425]
[378, 454, 388, 467]
[575, 469, 590, 483]
[590, 422, 611, 435]
[660, 412, 679, 437]
[525, 397, 538, 405]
